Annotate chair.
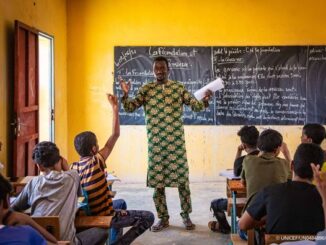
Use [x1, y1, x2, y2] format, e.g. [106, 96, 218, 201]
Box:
[230, 230, 255, 245]
[227, 197, 247, 217]
[264, 234, 316, 245]
[32, 216, 60, 240]
[75, 216, 112, 229]
[227, 179, 247, 233]
[79, 188, 112, 245]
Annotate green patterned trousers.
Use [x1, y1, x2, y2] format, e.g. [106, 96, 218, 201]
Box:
[153, 183, 192, 220]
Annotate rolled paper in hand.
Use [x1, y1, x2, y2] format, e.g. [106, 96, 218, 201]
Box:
[194, 77, 224, 100]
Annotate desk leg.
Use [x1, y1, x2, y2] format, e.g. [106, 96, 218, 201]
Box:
[231, 191, 237, 234]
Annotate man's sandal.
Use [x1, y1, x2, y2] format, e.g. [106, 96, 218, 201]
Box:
[151, 219, 169, 232]
[182, 217, 196, 230]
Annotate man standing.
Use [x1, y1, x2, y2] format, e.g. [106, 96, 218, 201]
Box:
[120, 56, 212, 232]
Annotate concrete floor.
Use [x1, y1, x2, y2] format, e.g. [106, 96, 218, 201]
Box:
[113, 180, 231, 245]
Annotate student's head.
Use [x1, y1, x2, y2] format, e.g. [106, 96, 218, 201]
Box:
[293, 143, 324, 180]
[237, 126, 259, 149]
[74, 131, 98, 157]
[32, 141, 61, 170]
[301, 123, 326, 145]
[257, 129, 283, 153]
[153, 56, 169, 83]
[0, 174, 12, 216]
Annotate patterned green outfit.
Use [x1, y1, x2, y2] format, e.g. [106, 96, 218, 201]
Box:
[122, 80, 207, 219]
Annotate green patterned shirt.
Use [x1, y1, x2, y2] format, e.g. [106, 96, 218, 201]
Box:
[122, 80, 207, 188]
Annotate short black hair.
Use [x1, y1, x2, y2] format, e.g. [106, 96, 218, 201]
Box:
[303, 123, 326, 145]
[0, 173, 13, 204]
[293, 143, 324, 179]
[74, 131, 97, 157]
[153, 56, 169, 70]
[237, 125, 259, 147]
[257, 129, 283, 152]
[32, 141, 61, 168]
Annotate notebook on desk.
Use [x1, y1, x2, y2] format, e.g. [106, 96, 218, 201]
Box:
[106, 173, 120, 182]
[219, 169, 241, 180]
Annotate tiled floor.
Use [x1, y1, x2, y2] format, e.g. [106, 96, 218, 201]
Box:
[113, 180, 231, 245]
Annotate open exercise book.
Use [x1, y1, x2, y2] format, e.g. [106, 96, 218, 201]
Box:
[219, 169, 241, 180]
[106, 173, 120, 182]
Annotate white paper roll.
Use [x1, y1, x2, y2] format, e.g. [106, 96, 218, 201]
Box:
[194, 77, 224, 100]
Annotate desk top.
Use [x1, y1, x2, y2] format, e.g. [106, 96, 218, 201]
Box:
[227, 179, 246, 192]
[75, 216, 112, 229]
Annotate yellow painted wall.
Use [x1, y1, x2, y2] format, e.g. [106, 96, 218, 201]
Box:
[66, 0, 326, 182]
[0, 0, 67, 175]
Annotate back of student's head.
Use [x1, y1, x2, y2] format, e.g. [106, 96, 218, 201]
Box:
[237, 125, 259, 147]
[74, 131, 97, 157]
[257, 129, 283, 153]
[0, 173, 12, 204]
[303, 123, 326, 145]
[32, 141, 61, 168]
[293, 143, 324, 179]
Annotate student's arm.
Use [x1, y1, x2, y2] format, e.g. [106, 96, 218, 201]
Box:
[240, 160, 246, 186]
[239, 211, 266, 230]
[234, 144, 245, 176]
[60, 157, 69, 171]
[280, 142, 292, 163]
[4, 210, 57, 243]
[311, 163, 326, 226]
[98, 94, 120, 161]
[235, 144, 244, 160]
[239, 188, 267, 230]
[11, 182, 31, 211]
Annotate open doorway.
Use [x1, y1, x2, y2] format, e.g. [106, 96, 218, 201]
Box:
[38, 33, 54, 142]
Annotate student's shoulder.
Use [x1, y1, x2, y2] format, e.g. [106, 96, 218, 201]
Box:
[274, 157, 288, 165]
[63, 170, 81, 183]
[243, 154, 259, 164]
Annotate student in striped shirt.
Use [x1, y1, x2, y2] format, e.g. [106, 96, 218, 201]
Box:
[72, 94, 154, 245]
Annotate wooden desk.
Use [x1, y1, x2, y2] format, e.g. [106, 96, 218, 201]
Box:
[75, 216, 112, 229]
[227, 179, 246, 193]
[227, 179, 246, 234]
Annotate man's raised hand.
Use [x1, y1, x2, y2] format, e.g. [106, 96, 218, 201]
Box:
[118, 76, 131, 96]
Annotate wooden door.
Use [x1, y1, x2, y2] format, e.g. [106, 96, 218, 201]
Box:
[13, 20, 39, 177]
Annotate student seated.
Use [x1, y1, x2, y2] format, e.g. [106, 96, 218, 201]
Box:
[311, 164, 326, 245]
[72, 94, 154, 245]
[11, 141, 108, 245]
[0, 173, 56, 244]
[208, 125, 259, 234]
[241, 128, 291, 209]
[301, 123, 326, 161]
[239, 143, 325, 239]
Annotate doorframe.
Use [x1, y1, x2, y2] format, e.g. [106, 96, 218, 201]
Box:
[38, 31, 55, 142]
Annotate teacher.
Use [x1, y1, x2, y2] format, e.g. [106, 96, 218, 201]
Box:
[120, 56, 212, 232]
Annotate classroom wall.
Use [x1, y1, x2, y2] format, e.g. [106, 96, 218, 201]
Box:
[0, 0, 67, 175]
[63, 0, 325, 183]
